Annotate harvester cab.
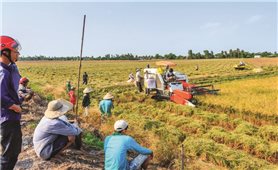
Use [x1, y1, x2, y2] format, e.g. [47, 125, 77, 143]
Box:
[143, 61, 219, 107]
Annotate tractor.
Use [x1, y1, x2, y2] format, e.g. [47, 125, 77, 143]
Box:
[143, 61, 219, 107]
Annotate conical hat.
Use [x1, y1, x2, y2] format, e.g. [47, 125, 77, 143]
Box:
[103, 92, 114, 100]
[83, 87, 93, 94]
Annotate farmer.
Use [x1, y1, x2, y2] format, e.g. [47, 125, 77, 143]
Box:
[135, 68, 143, 92]
[83, 72, 88, 85]
[0, 35, 23, 169]
[82, 87, 93, 116]
[195, 64, 199, 71]
[33, 99, 82, 160]
[127, 72, 135, 83]
[66, 80, 71, 93]
[18, 77, 34, 102]
[99, 92, 114, 117]
[104, 120, 153, 170]
[166, 68, 176, 82]
[68, 86, 76, 112]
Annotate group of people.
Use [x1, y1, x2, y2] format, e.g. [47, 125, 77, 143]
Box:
[129, 64, 177, 94]
[1, 35, 153, 170]
[65, 80, 114, 118]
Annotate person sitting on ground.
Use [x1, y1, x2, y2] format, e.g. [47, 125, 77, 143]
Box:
[66, 80, 71, 93]
[18, 77, 34, 102]
[68, 86, 76, 112]
[83, 72, 88, 85]
[82, 87, 93, 116]
[99, 92, 114, 117]
[33, 99, 82, 160]
[166, 68, 176, 82]
[104, 120, 153, 170]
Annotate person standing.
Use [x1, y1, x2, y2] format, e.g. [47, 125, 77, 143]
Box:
[82, 87, 93, 116]
[82, 72, 88, 85]
[99, 92, 114, 117]
[104, 120, 153, 170]
[135, 68, 143, 92]
[66, 80, 71, 93]
[0, 35, 23, 170]
[68, 86, 76, 112]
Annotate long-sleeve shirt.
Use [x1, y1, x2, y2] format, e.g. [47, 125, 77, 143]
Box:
[104, 134, 152, 170]
[0, 62, 21, 124]
[135, 71, 142, 82]
[11, 64, 21, 95]
[68, 90, 76, 105]
[33, 116, 82, 160]
[99, 99, 113, 116]
[82, 94, 90, 107]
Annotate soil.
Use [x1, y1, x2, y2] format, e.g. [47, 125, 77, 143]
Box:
[14, 95, 104, 170]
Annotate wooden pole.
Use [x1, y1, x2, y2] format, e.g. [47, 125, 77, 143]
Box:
[181, 144, 184, 170]
[76, 15, 86, 119]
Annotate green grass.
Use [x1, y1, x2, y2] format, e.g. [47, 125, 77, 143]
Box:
[82, 131, 104, 150]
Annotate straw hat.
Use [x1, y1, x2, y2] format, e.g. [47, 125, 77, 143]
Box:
[44, 99, 73, 119]
[103, 92, 114, 100]
[83, 87, 93, 94]
[136, 68, 141, 72]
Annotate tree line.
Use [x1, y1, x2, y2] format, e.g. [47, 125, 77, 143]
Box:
[20, 49, 277, 61]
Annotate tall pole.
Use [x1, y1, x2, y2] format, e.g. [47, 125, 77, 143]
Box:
[76, 15, 86, 119]
[181, 144, 184, 170]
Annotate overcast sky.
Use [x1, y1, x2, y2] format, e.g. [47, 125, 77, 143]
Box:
[1, 0, 277, 57]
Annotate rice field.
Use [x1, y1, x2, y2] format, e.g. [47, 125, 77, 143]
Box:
[17, 58, 278, 169]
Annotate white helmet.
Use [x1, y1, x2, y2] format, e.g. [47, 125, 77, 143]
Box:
[114, 120, 128, 132]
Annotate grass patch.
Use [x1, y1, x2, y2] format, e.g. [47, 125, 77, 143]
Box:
[82, 131, 104, 150]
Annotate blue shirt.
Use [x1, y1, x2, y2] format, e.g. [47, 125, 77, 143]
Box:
[99, 99, 113, 116]
[11, 64, 23, 102]
[0, 62, 21, 124]
[11, 64, 21, 94]
[104, 134, 152, 170]
[33, 116, 82, 160]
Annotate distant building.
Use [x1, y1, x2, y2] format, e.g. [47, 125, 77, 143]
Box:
[254, 55, 261, 58]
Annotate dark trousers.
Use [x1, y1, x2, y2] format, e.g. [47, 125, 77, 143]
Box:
[136, 81, 143, 92]
[83, 79, 88, 85]
[47, 133, 82, 160]
[0, 120, 22, 170]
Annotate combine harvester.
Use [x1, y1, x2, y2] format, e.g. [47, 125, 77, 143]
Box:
[143, 61, 219, 107]
[234, 61, 247, 70]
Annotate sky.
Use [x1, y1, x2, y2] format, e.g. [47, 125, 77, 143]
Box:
[1, 0, 277, 57]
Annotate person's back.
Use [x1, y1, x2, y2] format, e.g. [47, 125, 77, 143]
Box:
[104, 120, 153, 170]
[99, 99, 113, 116]
[104, 135, 132, 169]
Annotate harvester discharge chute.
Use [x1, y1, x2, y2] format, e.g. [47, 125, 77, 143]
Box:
[143, 61, 219, 107]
